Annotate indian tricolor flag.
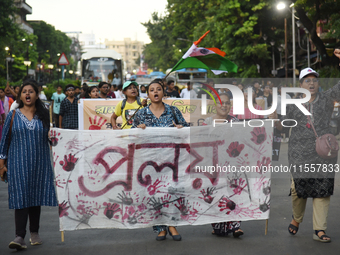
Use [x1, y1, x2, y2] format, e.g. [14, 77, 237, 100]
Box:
[170, 31, 238, 75]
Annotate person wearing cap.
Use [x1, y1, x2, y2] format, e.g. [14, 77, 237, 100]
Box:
[110, 81, 147, 129]
[271, 49, 340, 243]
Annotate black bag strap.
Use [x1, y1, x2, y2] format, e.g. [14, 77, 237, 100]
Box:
[8, 110, 15, 147]
[170, 106, 179, 125]
[121, 97, 142, 111]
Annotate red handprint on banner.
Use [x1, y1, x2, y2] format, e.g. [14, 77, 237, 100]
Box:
[227, 142, 244, 157]
[59, 154, 79, 172]
[103, 202, 121, 219]
[50, 130, 61, 146]
[59, 201, 70, 218]
[89, 116, 107, 130]
[147, 179, 165, 195]
[199, 187, 216, 204]
[175, 197, 190, 215]
[256, 156, 271, 174]
[250, 127, 267, 145]
[218, 197, 236, 214]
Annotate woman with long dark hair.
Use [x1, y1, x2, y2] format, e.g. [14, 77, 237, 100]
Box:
[85, 86, 99, 99]
[132, 80, 188, 241]
[0, 81, 58, 250]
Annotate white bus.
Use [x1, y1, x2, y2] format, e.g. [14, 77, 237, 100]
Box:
[79, 49, 122, 86]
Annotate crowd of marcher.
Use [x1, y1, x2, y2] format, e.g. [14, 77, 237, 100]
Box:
[0, 49, 339, 251]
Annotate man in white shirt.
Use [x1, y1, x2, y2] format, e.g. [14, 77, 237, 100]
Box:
[180, 82, 197, 99]
[111, 74, 121, 86]
[38, 83, 47, 100]
[139, 85, 148, 98]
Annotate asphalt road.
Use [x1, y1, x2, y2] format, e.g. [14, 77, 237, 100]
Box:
[1, 143, 340, 255]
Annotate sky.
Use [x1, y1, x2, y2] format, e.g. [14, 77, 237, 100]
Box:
[27, 0, 168, 44]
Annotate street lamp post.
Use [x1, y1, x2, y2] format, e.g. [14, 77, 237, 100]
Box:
[291, 4, 296, 86]
[5, 47, 10, 81]
[56, 68, 61, 85]
[277, 2, 296, 86]
[306, 29, 310, 67]
[69, 70, 73, 80]
[48, 64, 54, 83]
[24, 60, 31, 76]
[296, 21, 311, 67]
[6, 57, 14, 81]
[270, 40, 276, 76]
[278, 47, 283, 67]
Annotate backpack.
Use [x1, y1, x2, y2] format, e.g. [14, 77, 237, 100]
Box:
[121, 96, 142, 112]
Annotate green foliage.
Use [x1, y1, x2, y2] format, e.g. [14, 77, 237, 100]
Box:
[143, 0, 284, 77]
[1, 2, 74, 83]
[44, 79, 80, 100]
[29, 21, 73, 69]
[0, 0, 38, 82]
[143, 0, 339, 77]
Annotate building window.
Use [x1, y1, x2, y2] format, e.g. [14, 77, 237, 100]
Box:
[133, 52, 136, 57]
[112, 45, 115, 48]
[133, 45, 136, 49]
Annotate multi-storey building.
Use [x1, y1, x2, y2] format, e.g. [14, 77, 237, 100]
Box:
[13, 0, 33, 34]
[105, 38, 144, 73]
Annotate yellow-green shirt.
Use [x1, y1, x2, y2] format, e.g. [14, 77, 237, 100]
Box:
[114, 100, 142, 129]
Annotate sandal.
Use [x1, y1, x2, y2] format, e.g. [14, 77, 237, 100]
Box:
[288, 216, 299, 235]
[233, 229, 244, 238]
[211, 230, 225, 237]
[313, 230, 331, 243]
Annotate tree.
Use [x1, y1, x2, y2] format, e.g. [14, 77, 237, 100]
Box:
[143, 0, 340, 78]
[142, 12, 179, 71]
[144, 0, 279, 77]
[294, 0, 340, 66]
[0, 0, 34, 83]
[29, 21, 72, 66]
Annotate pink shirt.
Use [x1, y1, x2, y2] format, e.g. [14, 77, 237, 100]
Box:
[0, 100, 5, 116]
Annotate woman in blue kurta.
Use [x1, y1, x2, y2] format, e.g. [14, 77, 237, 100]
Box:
[0, 81, 57, 251]
[132, 80, 188, 241]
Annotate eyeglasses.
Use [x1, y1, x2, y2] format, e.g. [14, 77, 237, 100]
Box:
[304, 78, 319, 84]
[220, 101, 231, 106]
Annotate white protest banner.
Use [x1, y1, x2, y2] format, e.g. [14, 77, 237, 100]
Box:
[52, 123, 272, 231]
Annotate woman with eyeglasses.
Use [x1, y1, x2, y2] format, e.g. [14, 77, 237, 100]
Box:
[229, 87, 264, 120]
[271, 49, 340, 243]
[202, 93, 238, 125]
[202, 93, 244, 237]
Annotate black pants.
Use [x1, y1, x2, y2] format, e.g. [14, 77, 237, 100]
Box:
[53, 113, 60, 128]
[15, 206, 41, 238]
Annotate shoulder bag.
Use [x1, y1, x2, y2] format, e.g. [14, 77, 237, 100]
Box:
[2, 110, 16, 183]
[307, 115, 339, 159]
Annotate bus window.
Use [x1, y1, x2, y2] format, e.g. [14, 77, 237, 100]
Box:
[177, 73, 191, 80]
